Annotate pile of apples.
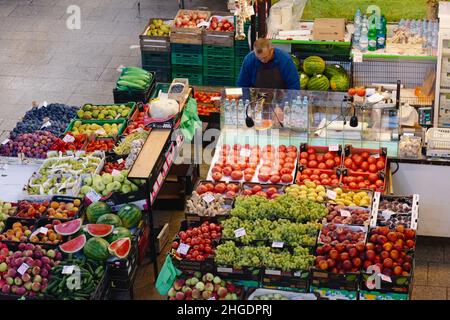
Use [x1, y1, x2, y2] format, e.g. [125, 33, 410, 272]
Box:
[196, 181, 240, 198]
[207, 16, 234, 32]
[362, 225, 415, 277]
[174, 11, 208, 28]
[299, 147, 341, 170]
[318, 223, 366, 245]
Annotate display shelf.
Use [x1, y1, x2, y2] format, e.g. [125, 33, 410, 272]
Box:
[272, 39, 351, 46]
[351, 52, 437, 61]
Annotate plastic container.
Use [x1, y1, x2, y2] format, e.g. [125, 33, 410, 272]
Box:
[398, 136, 422, 159]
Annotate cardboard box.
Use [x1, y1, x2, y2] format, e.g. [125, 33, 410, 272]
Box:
[313, 18, 346, 41]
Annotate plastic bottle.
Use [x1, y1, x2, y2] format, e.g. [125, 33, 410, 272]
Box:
[359, 20, 369, 52]
[353, 9, 361, 47]
[301, 96, 309, 129]
[368, 16, 377, 51]
[293, 96, 302, 128]
[376, 15, 386, 50]
[237, 99, 245, 125]
[224, 99, 231, 125]
[283, 101, 291, 128]
[230, 99, 237, 125]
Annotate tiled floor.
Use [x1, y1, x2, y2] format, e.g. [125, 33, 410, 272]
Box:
[1, 0, 450, 300]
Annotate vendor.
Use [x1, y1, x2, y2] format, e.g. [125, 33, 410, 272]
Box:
[237, 39, 300, 90]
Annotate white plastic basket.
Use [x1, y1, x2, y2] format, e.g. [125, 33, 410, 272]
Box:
[426, 128, 450, 150]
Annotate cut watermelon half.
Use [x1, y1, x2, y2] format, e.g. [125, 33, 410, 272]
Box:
[85, 224, 114, 237]
[59, 234, 86, 254]
[54, 218, 82, 236]
[108, 237, 131, 259]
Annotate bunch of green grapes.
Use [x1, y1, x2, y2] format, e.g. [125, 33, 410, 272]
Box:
[214, 241, 237, 266]
[262, 248, 314, 271]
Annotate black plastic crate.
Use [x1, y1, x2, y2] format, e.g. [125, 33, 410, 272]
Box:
[0, 217, 36, 248]
[142, 65, 172, 83]
[47, 195, 84, 221]
[215, 265, 262, 284]
[107, 239, 139, 280]
[113, 78, 155, 104]
[91, 269, 110, 300]
[30, 218, 67, 249]
[311, 268, 360, 291]
[261, 268, 310, 292]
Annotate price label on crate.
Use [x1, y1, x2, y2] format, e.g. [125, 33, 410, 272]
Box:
[272, 241, 284, 248]
[329, 145, 339, 152]
[117, 158, 124, 164]
[132, 127, 144, 133]
[240, 149, 251, 157]
[41, 121, 52, 129]
[177, 243, 190, 255]
[326, 189, 337, 200]
[381, 210, 394, 221]
[39, 227, 48, 235]
[373, 153, 380, 159]
[202, 193, 216, 204]
[217, 267, 233, 273]
[210, 96, 221, 101]
[95, 129, 106, 135]
[380, 274, 392, 283]
[353, 52, 363, 63]
[340, 210, 351, 217]
[62, 265, 75, 275]
[111, 169, 121, 177]
[234, 228, 246, 238]
[17, 263, 30, 276]
[294, 271, 303, 277]
[265, 269, 282, 276]
[208, 297, 216, 300]
[63, 134, 75, 143]
[1, 139, 10, 145]
[86, 190, 101, 203]
[75, 150, 85, 157]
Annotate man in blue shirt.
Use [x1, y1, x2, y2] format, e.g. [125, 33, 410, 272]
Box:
[237, 38, 300, 90]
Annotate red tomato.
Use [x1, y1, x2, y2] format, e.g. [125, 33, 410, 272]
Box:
[244, 174, 253, 181]
[324, 152, 334, 161]
[361, 152, 370, 159]
[212, 172, 222, 181]
[313, 180, 322, 186]
[287, 151, 297, 159]
[300, 152, 309, 159]
[331, 179, 339, 185]
[318, 163, 327, 169]
[316, 154, 324, 163]
[376, 160, 385, 170]
[367, 157, 377, 164]
[231, 171, 243, 180]
[300, 174, 309, 181]
[325, 159, 335, 169]
[310, 174, 319, 181]
[313, 169, 321, 175]
[353, 155, 363, 166]
[278, 145, 287, 152]
[283, 163, 295, 170]
[281, 174, 293, 183]
[334, 157, 341, 166]
[270, 175, 281, 184]
[303, 169, 313, 175]
[358, 182, 366, 189]
[256, 191, 268, 198]
[349, 182, 358, 189]
[368, 173, 378, 183]
[360, 162, 369, 171]
[222, 167, 232, 176]
[348, 88, 357, 96]
[308, 154, 316, 161]
[258, 174, 270, 182]
[211, 166, 222, 173]
[307, 147, 315, 154]
[299, 159, 308, 166]
[287, 145, 297, 153]
[344, 158, 353, 167]
[347, 177, 355, 183]
[356, 176, 365, 183]
[375, 180, 384, 187]
[356, 87, 366, 97]
[368, 164, 378, 173]
[280, 168, 292, 175]
[321, 179, 330, 185]
[309, 160, 318, 168]
[320, 173, 329, 180]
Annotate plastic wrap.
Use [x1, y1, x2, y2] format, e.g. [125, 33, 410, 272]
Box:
[267, 0, 307, 37]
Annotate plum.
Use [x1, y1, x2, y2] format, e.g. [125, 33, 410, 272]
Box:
[41, 256, 50, 265]
[16, 287, 26, 296]
[7, 269, 17, 278]
[1, 284, 10, 294]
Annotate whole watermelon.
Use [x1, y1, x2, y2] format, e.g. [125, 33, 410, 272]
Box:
[83, 237, 110, 261]
[303, 56, 326, 76]
[97, 214, 122, 227]
[324, 64, 347, 79]
[291, 54, 300, 70]
[117, 204, 142, 228]
[86, 202, 111, 223]
[106, 227, 132, 243]
[307, 74, 330, 91]
[330, 74, 350, 91]
[300, 72, 309, 90]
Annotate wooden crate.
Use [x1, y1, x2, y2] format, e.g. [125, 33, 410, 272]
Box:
[139, 18, 172, 52]
[170, 10, 210, 45]
[202, 13, 235, 47]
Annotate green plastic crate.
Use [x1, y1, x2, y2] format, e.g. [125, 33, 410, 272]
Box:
[203, 54, 235, 67]
[142, 65, 171, 83]
[203, 45, 235, 58]
[77, 102, 136, 120]
[141, 50, 171, 66]
[172, 71, 203, 86]
[150, 82, 171, 99]
[172, 64, 202, 74]
[203, 75, 235, 87]
[171, 43, 203, 54]
[171, 52, 203, 66]
[64, 119, 127, 138]
[203, 65, 235, 77]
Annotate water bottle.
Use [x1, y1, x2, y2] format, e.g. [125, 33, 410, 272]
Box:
[376, 15, 386, 50]
[359, 22, 369, 52]
[245, 99, 251, 118]
[301, 96, 309, 129]
[237, 99, 245, 125]
[224, 99, 231, 125]
[293, 96, 302, 128]
[230, 99, 237, 125]
[283, 101, 291, 128]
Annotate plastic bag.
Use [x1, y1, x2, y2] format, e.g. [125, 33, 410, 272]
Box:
[179, 98, 202, 142]
[267, 0, 307, 37]
[155, 255, 182, 296]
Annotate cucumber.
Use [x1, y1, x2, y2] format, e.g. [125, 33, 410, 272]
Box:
[121, 72, 150, 82]
[123, 67, 149, 75]
[118, 80, 146, 90]
[119, 77, 148, 87]
[119, 76, 149, 84]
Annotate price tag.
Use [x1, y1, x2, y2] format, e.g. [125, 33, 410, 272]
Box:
[208, 297, 216, 300]
[42, 101, 48, 107]
[217, 267, 233, 273]
[41, 121, 51, 129]
[17, 263, 29, 276]
[340, 210, 351, 217]
[86, 190, 101, 203]
[240, 149, 251, 157]
[66, 151, 74, 156]
[373, 154, 380, 159]
[177, 243, 190, 255]
[113, 230, 119, 235]
[75, 151, 85, 157]
[294, 271, 303, 277]
[329, 145, 339, 152]
[117, 158, 124, 164]
[0, 164, 8, 171]
[62, 265, 75, 275]
[381, 210, 394, 221]
[111, 169, 121, 177]
[272, 241, 284, 248]
[265, 269, 282, 276]
[380, 274, 392, 283]
[39, 227, 48, 235]
[234, 228, 246, 238]
[132, 127, 144, 133]
[1, 139, 10, 145]
[247, 5, 255, 16]
[210, 96, 221, 101]
[63, 134, 75, 143]
[353, 52, 363, 63]
[202, 193, 216, 203]
[95, 129, 106, 135]
[326, 189, 337, 200]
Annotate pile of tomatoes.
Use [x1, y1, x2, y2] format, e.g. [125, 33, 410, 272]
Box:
[85, 139, 115, 152]
[101, 160, 126, 174]
[298, 147, 341, 170]
[123, 107, 150, 136]
[50, 134, 86, 153]
[172, 221, 222, 261]
[342, 151, 386, 190]
[297, 169, 340, 186]
[196, 182, 240, 198]
[194, 91, 221, 116]
[347, 87, 366, 97]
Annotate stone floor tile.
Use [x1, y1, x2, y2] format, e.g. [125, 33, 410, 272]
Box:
[412, 260, 428, 286]
[428, 262, 450, 287]
[412, 285, 447, 300]
[76, 54, 113, 68]
[73, 80, 115, 95]
[413, 243, 444, 263]
[107, 56, 140, 69]
[98, 68, 121, 82]
[66, 93, 113, 106]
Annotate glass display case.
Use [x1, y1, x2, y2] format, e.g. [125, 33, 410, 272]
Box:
[220, 87, 400, 156]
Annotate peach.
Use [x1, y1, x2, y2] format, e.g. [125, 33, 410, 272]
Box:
[390, 250, 400, 260]
[318, 260, 328, 270]
[405, 229, 416, 240]
[377, 235, 388, 244]
[382, 242, 393, 252]
[387, 232, 397, 242]
[393, 266, 403, 275]
[383, 258, 393, 269]
[329, 249, 339, 260]
[381, 251, 390, 260]
[366, 250, 376, 261]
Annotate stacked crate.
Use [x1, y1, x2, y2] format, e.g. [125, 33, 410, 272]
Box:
[139, 19, 172, 83]
[202, 13, 236, 87]
[171, 43, 204, 86]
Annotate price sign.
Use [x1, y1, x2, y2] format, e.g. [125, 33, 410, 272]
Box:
[17, 263, 30, 276]
[381, 210, 394, 221]
[62, 265, 75, 275]
[177, 243, 190, 255]
[326, 189, 337, 200]
[373, 154, 380, 159]
[240, 148, 251, 157]
[272, 241, 284, 248]
[340, 210, 351, 217]
[95, 129, 106, 135]
[117, 158, 124, 164]
[265, 269, 282, 276]
[41, 121, 52, 129]
[63, 134, 75, 143]
[1, 139, 10, 145]
[380, 274, 392, 283]
[111, 169, 121, 177]
[210, 96, 221, 101]
[202, 193, 215, 203]
[39, 227, 48, 235]
[353, 52, 363, 63]
[75, 151, 85, 157]
[329, 145, 339, 152]
[217, 267, 233, 273]
[132, 127, 144, 133]
[208, 297, 216, 300]
[234, 228, 246, 238]
[86, 190, 101, 203]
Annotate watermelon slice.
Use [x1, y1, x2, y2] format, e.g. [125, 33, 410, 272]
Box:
[59, 234, 86, 254]
[54, 218, 82, 236]
[85, 224, 114, 237]
[108, 237, 131, 259]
